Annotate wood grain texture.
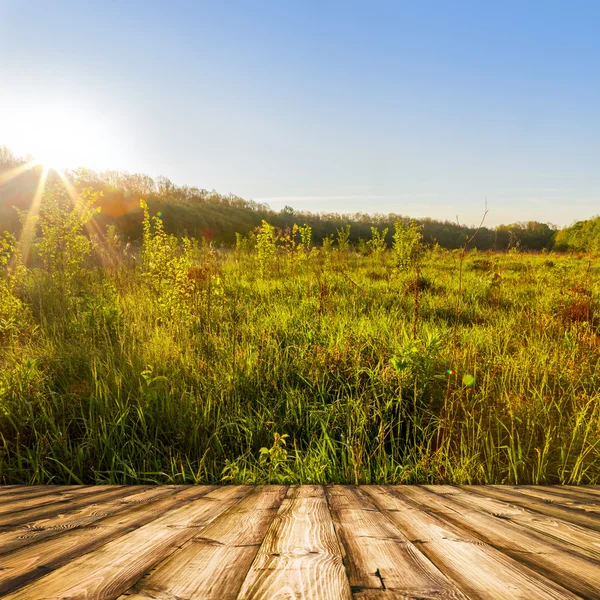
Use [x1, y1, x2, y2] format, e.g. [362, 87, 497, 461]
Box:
[352, 592, 466, 600]
[0, 485, 122, 500]
[433, 485, 600, 559]
[522, 485, 600, 504]
[502, 484, 600, 508]
[467, 484, 600, 532]
[0, 485, 182, 556]
[2, 485, 247, 600]
[120, 485, 288, 600]
[364, 486, 580, 600]
[0, 486, 125, 519]
[1, 484, 600, 600]
[326, 486, 467, 599]
[507, 485, 600, 508]
[0, 486, 209, 597]
[395, 485, 600, 599]
[0, 485, 83, 500]
[237, 485, 352, 600]
[564, 485, 600, 498]
[0, 485, 133, 528]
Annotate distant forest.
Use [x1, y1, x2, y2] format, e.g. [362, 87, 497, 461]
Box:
[1, 146, 597, 252]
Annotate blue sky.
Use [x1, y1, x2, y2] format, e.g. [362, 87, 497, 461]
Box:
[1, 0, 599, 226]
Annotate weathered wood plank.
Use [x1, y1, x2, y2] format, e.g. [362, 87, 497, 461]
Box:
[1, 485, 599, 599]
[363, 486, 580, 600]
[504, 485, 600, 508]
[563, 485, 600, 498]
[498, 485, 600, 511]
[120, 485, 287, 600]
[352, 589, 464, 600]
[352, 592, 462, 600]
[434, 485, 600, 559]
[0, 485, 143, 529]
[0, 485, 182, 555]
[395, 485, 600, 599]
[468, 485, 600, 532]
[0, 486, 128, 519]
[1, 486, 248, 599]
[236, 485, 352, 600]
[0, 485, 124, 500]
[0, 485, 80, 500]
[326, 486, 467, 599]
[0, 486, 207, 596]
[524, 485, 600, 504]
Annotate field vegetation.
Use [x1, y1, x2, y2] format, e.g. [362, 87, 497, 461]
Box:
[1, 176, 599, 485]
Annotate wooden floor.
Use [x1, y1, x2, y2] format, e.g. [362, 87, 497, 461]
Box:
[1, 486, 600, 599]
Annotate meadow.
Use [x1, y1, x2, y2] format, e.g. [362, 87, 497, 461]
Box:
[1, 183, 599, 485]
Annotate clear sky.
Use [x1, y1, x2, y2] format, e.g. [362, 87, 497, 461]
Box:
[1, 0, 598, 226]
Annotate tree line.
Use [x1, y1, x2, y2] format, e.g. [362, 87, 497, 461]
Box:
[0, 146, 595, 252]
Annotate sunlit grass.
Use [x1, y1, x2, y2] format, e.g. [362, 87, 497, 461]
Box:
[0, 194, 599, 485]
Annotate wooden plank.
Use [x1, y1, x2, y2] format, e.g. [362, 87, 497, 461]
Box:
[523, 485, 600, 504]
[0, 487, 118, 517]
[393, 485, 600, 599]
[236, 485, 352, 600]
[0, 486, 203, 596]
[0, 485, 79, 500]
[352, 592, 465, 600]
[563, 485, 600, 498]
[0, 485, 141, 528]
[120, 485, 287, 600]
[436, 486, 600, 559]
[326, 486, 467, 598]
[467, 485, 600, 532]
[0, 485, 182, 555]
[363, 486, 580, 600]
[505, 485, 600, 507]
[0, 485, 125, 502]
[0, 485, 244, 598]
[498, 485, 600, 512]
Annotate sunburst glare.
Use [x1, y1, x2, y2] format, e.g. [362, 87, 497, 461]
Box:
[56, 168, 106, 245]
[18, 166, 48, 265]
[0, 160, 39, 188]
[11, 109, 116, 172]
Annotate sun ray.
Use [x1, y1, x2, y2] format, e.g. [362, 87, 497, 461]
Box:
[55, 169, 80, 206]
[0, 160, 39, 188]
[55, 168, 108, 259]
[18, 166, 49, 266]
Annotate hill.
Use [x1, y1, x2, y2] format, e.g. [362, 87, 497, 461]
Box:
[0, 146, 571, 252]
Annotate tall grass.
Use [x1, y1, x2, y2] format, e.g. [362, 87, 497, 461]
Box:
[1, 188, 599, 484]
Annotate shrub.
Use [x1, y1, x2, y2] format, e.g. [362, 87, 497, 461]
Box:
[37, 183, 101, 300]
[393, 220, 424, 271]
[256, 220, 276, 277]
[140, 199, 194, 318]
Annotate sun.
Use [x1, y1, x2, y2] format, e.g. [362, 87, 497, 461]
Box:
[15, 108, 118, 172]
[32, 143, 77, 171]
[29, 121, 94, 171]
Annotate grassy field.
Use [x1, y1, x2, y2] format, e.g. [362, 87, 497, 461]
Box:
[1, 187, 599, 485]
